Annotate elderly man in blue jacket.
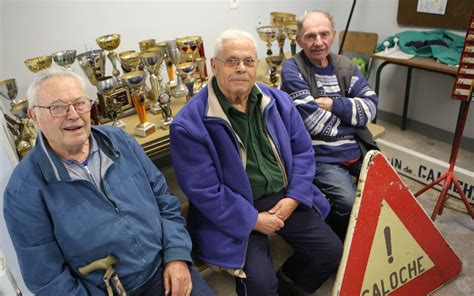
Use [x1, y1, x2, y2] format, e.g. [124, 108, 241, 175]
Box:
[170, 29, 342, 296]
[3, 68, 213, 296]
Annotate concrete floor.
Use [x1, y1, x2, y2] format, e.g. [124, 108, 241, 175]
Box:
[157, 119, 473, 296]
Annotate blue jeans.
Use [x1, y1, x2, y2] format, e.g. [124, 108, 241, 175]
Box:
[129, 264, 214, 296]
[314, 160, 362, 217]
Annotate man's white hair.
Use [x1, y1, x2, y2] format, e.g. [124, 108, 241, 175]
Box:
[213, 29, 258, 58]
[26, 67, 86, 108]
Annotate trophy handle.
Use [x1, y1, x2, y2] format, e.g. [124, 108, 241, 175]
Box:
[107, 52, 120, 77]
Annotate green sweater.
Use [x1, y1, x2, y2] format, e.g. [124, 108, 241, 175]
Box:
[213, 78, 285, 200]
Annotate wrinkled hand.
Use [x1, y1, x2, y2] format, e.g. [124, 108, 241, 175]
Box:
[268, 197, 300, 222]
[315, 97, 333, 112]
[163, 261, 192, 296]
[254, 212, 285, 235]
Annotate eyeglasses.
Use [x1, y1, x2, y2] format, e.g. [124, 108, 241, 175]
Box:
[33, 99, 94, 118]
[215, 57, 258, 68]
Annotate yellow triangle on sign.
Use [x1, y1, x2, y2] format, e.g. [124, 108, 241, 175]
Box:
[361, 200, 435, 295]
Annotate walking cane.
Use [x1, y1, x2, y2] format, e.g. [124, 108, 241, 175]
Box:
[79, 254, 127, 296]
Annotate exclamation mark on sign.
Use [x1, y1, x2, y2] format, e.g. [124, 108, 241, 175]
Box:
[384, 226, 394, 264]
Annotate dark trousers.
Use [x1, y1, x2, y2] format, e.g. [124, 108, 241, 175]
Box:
[129, 264, 214, 296]
[235, 193, 342, 296]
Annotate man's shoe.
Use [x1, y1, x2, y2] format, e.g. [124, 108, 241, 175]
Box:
[277, 268, 315, 296]
[277, 268, 299, 296]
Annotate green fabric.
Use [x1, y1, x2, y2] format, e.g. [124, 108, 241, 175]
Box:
[376, 30, 464, 66]
[213, 79, 285, 200]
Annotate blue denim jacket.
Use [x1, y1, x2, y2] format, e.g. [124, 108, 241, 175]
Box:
[3, 126, 192, 295]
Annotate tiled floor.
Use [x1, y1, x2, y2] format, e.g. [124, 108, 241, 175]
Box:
[157, 119, 474, 296]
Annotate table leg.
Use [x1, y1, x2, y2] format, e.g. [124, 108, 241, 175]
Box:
[402, 67, 413, 130]
[374, 61, 390, 123]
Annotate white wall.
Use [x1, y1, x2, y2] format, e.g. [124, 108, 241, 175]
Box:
[1, 0, 329, 98]
[2, 0, 472, 140]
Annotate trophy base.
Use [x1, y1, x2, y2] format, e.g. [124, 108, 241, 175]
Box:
[149, 105, 161, 115]
[135, 121, 156, 137]
[112, 120, 126, 129]
[160, 117, 173, 129]
[172, 89, 189, 99]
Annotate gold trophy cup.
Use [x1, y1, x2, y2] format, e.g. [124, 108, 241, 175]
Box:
[176, 36, 202, 62]
[119, 50, 141, 73]
[24, 55, 53, 73]
[121, 70, 156, 137]
[139, 39, 157, 53]
[96, 34, 122, 78]
[270, 12, 296, 58]
[257, 26, 279, 84]
[266, 55, 285, 87]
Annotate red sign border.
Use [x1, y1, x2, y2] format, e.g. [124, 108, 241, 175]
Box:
[337, 151, 462, 295]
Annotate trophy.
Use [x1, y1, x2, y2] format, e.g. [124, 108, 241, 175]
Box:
[141, 50, 165, 114]
[0, 78, 19, 106]
[77, 49, 106, 86]
[52, 50, 77, 70]
[266, 55, 285, 87]
[176, 36, 202, 62]
[4, 113, 33, 159]
[119, 50, 141, 73]
[77, 49, 130, 123]
[121, 70, 156, 137]
[284, 20, 298, 56]
[257, 26, 279, 84]
[157, 92, 173, 128]
[157, 41, 175, 82]
[166, 41, 189, 98]
[24, 55, 52, 73]
[0, 78, 35, 159]
[139, 39, 157, 53]
[96, 76, 126, 129]
[270, 12, 296, 58]
[194, 56, 207, 93]
[96, 34, 121, 78]
[176, 62, 196, 101]
[257, 26, 278, 57]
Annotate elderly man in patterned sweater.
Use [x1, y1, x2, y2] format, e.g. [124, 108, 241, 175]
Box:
[281, 10, 379, 240]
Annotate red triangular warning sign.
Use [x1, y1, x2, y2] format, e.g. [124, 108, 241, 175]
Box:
[333, 151, 462, 296]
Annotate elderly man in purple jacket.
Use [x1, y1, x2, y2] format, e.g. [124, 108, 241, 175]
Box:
[170, 29, 342, 296]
